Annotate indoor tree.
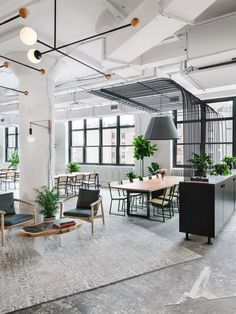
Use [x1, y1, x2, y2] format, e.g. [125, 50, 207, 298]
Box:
[133, 135, 158, 177]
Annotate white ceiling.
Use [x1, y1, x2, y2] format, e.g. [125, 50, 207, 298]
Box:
[0, 0, 236, 112]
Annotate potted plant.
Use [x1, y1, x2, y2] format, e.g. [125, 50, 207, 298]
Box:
[8, 150, 19, 170]
[34, 186, 60, 222]
[211, 163, 231, 176]
[133, 135, 158, 177]
[126, 171, 137, 182]
[222, 155, 236, 170]
[187, 153, 213, 177]
[66, 161, 81, 173]
[148, 162, 160, 175]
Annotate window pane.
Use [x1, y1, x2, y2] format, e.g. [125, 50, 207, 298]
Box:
[87, 130, 99, 146]
[72, 131, 84, 146]
[86, 147, 99, 163]
[119, 146, 134, 164]
[208, 101, 233, 118]
[8, 126, 16, 134]
[102, 147, 116, 164]
[87, 118, 99, 129]
[71, 147, 83, 163]
[176, 144, 201, 166]
[120, 127, 135, 145]
[177, 124, 183, 144]
[206, 144, 232, 163]
[8, 135, 16, 147]
[120, 115, 134, 126]
[102, 116, 117, 127]
[206, 120, 232, 143]
[72, 120, 83, 129]
[103, 129, 117, 145]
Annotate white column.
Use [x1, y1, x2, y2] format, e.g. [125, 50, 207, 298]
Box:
[18, 73, 55, 201]
[55, 121, 67, 173]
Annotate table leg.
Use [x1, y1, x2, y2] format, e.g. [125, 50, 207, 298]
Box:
[146, 192, 150, 219]
[127, 191, 130, 215]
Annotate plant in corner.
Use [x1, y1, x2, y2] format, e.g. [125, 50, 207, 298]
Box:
[66, 161, 81, 173]
[222, 155, 236, 170]
[8, 150, 19, 170]
[148, 162, 160, 175]
[187, 153, 213, 177]
[133, 135, 158, 177]
[34, 186, 60, 221]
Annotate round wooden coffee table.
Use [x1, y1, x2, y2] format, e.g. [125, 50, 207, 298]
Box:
[20, 220, 82, 237]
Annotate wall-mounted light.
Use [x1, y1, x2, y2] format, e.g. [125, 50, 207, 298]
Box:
[27, 120, 51, 143]
[20, 26, 37, 45]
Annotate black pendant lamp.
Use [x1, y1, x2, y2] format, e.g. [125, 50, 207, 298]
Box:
[145, 116, 179, 140]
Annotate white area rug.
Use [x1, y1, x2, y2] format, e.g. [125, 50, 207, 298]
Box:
[0, 216, 200, 313]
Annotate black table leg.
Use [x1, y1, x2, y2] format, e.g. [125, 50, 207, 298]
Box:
[127, 191, 130, 215]
[146, 192, 150, 218]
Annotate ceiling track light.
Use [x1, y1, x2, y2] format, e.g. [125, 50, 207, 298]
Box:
[0, 85, 28, 95]
[0, 7, 29, 26]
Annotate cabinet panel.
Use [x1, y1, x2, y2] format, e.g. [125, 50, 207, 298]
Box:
[215, 183, 224, 235]
[223, 178, 235, 224]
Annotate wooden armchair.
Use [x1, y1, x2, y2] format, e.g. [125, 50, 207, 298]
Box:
[60, 188, 104, 234]
[0, 192, 36, 246]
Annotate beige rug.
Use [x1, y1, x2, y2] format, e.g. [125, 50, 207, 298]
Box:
[0, 216, 200, 313]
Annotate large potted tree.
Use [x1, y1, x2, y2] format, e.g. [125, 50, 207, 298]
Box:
[187, 153, 213, 177]
[133, 135, 158, 177]
[34, 186, 60, 222]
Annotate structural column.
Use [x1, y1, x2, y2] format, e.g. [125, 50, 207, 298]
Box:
[18, 72, 55, 201]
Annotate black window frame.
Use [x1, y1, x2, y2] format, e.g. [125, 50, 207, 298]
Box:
[173, 97, 235, 168]
[5, 126, 19, 162]
[69, 115, 135, 166]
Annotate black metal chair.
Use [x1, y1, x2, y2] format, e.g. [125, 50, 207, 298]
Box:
[108, 181, 127, 216]
[149, 187, 174, 222]
[83, 173, 98, 189]
[0, 192, 36, 246]
[60, 188, 104, 234]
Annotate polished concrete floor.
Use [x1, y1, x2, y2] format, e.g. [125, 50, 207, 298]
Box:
[8, 188, 236, 314]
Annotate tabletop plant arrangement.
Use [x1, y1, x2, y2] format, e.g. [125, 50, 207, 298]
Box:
[222, 155, 236, 170]
[156, 168, 167, 180]
[187, 152, 213, 177]
[34, 186, 60, 222]
[148, 162, 160, 175]
[133, 135, 158, 177]
[210, 163, 231, 176]
[126, 171, 137, 182]
[66, 161, 81, 173]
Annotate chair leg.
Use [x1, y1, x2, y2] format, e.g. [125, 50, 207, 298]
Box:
[1, 214, 4, 246]
[101, 201, 105, 225]
[109, 199, 113, 214]
[91, 220, 94, 235]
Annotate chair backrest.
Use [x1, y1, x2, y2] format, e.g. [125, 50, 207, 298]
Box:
[77, 188, 100, 212]
[163, 186, 174, 203]
[0, 192, 15, 215]
[58, 176, 68, 185]
[6, 171, 16, 179]
[108, 181, 120, 198]
[75, 174, 84, 182]
[89, 173, 97, 182]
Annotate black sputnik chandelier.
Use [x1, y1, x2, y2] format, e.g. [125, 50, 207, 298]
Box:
[0, 1, 139, 95]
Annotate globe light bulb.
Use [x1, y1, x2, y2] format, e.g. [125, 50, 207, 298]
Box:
[27, 49, 42, 64]
[20, 27, 37, 45]
[27, 135, 35, 143]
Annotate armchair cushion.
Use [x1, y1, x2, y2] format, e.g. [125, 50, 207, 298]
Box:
[64, 208, 92, 218]
[0, 192, 15, 215]
[76, 189, 100, 209]
[4, 214, 33, 226]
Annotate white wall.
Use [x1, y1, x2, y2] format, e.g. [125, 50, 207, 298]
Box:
[134, 113, 172, 176]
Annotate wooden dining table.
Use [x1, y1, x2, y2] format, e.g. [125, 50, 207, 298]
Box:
[112, 176, 183, 219]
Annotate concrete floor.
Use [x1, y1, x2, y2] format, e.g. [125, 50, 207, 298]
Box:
[9, 188, 236, 314]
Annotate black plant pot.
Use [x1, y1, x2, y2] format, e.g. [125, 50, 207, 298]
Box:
[194, 170, 206, 177]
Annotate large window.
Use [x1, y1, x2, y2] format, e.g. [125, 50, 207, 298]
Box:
[5, 127, 19, 162]
[173, 98, 235, 167]
[69, 115, 135, 165]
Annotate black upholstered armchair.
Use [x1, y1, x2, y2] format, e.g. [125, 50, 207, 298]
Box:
[60, 188, 105, 234]
[0, 192, 36, 246]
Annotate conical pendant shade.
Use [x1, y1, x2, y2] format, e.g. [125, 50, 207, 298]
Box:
[145, 116, 179, 140]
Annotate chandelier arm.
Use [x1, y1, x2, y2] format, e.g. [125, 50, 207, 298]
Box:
[38, 39, 108, 77]
[41, 22, 132, 55]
